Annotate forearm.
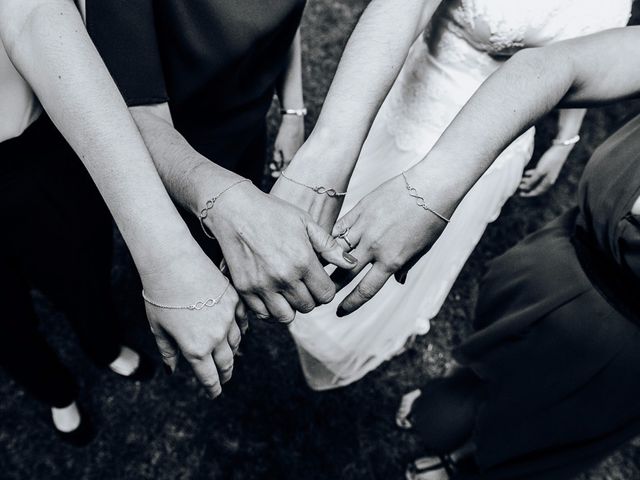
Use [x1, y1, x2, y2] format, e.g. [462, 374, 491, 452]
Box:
[300, 0, 442, 171]
[556, 108, 587, 140]
[0, 0, 196, 273]
[276, 29, 304, 110]
[130, 105, 246, 220]
[410, 27, 640, 211]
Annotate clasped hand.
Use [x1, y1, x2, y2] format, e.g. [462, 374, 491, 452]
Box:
[205, 181, 358, 323]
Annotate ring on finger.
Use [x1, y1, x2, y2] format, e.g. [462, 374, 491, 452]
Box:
[336, 227, 353, 249]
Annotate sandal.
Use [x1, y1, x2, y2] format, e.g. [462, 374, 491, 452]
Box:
[406, 454, 457, 480]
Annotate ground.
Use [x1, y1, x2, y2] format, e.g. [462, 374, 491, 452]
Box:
[1, 1, 640, 479]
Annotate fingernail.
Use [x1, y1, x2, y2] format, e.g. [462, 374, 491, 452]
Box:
[163, 364, 173, 376]
[336, 306, 347, 318]
[343, 252, 358, 264]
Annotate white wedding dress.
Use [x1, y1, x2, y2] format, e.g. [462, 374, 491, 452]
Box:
[291, 0, 632, 390]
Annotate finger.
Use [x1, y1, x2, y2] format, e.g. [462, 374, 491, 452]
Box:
[330, 244, 373, 292]
[522, 180, 551, 197]
[150, 322, 179, 373]
[262, 292, 296, 324]
[189, 355, 222, 399]
[307, 221, 358, 270]
[282, 281, 317, 313]
[235, 301, 249, 334]
[337, 263, 392, 316]
[243, 294, 271, 321]
[227, 321, 242, 355]
[213, 342, 235, 384]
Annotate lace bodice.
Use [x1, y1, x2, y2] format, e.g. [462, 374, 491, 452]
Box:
[382, 0, 632, 153]
[442, 0, 632, 57]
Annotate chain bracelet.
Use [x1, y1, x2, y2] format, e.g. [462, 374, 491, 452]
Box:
[142, 277, 231, 311]
[199, 179, 252, 240]
[401, 171, 450, 224]
[280, 170, 346, 198]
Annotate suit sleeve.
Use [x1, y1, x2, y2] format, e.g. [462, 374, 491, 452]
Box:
[86, 0, 168, 106]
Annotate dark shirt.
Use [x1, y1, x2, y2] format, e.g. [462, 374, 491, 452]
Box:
[87, 0, 305, 145]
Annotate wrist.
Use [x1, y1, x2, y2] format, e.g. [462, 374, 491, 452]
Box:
[189, 161, 247, 218]
[410, 152, 473, 217]
[200, 178, 260, 239]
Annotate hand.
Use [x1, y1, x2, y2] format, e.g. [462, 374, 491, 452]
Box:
[329, 172, 453, 316]
[269, 115, 305, 178]
[270, 144, 350, 231]
[207, 180, 358, 322]
[140, 248, 242, 399]
[518, 144, 571, 197]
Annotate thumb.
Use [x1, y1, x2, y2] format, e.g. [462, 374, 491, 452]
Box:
[306, 220, 358, 270]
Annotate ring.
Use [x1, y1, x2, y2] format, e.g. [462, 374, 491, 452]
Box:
[336, 227, 353, 249]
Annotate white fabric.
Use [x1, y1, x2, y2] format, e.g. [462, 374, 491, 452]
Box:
[0, 0, 87, 143]
[290, 0, 632, 390]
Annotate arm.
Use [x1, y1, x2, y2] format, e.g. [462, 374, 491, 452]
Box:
[271, 28, 305, 176]
[271, 0, 443, 228]
[129, 103, 357, 324]
[332, 26, 640, 314]
[0, 0, 240, 397]
[519, 108, 587, 197]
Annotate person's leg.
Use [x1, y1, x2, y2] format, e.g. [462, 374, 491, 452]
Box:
[10, 118, 123, 367]
[411, 368, 484, 454]
[0, 253, 77, 409]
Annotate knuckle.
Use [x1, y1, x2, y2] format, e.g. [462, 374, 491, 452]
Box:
[355, 282, 375, 301]
[218, 360, 234, 373]
[183, 343, 210, 361]
[297, 301, 315, 314]
[277, 311, 296, 324]
[233, 278, 253, 295]
[316, 283, 336, 305]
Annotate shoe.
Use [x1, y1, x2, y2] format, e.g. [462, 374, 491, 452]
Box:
[52, 404, 95, 447]
[120, 350, 156, 382]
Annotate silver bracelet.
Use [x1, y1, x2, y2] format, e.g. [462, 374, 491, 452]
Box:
[142, 277, 231, 311]
[199, 179, 252, 240]
[280, 169, 347, 198]
[552, 134, 580, 146]
[401, 171, 450, 224]
[280, 107, 307, 117]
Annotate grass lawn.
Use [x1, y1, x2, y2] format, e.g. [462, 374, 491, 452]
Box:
[1, 1, 640, 479]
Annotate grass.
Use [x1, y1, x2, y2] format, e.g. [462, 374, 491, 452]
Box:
[1, 1, 640, 479]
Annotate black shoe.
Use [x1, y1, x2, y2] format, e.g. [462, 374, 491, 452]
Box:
[52, 405, 95, 447]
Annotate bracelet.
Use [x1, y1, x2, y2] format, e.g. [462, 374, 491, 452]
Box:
[401, 171, 450, 224]
[280, 107, 307, 117]
[142, 277, 231, 311]
[552, 134, 580, 147]
[280, 169, 347, 198]
[199, 179, 252, 240]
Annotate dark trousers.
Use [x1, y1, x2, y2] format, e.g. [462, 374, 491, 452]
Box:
[0, 118, 121, 408]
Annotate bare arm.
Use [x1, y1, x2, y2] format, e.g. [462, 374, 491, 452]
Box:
[333, 26, 640, 314]
[271, 28, 305, 174]
[288, 0, 440, 175]
[0, 0, 241, 396]
[519, 108, 587, 197]
[130, 104, 356, 324]
[271, 0, 442, 229]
